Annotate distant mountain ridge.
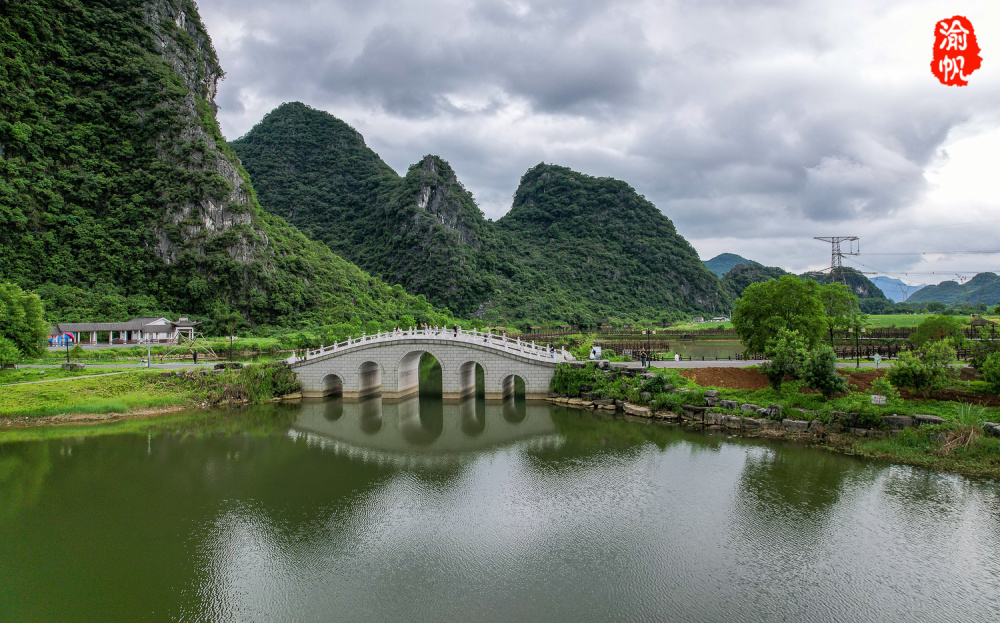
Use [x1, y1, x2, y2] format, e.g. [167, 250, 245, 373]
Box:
[905, 273, 1000, 306]
[232, 103, 727, 323]
[704, 253, 758, 277]
[871, 276, 926, 303]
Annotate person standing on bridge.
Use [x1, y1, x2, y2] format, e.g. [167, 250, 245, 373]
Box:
[640, 348, 647, 368]
[454, 324, 459, 337]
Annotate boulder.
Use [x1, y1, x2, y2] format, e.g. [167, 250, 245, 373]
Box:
[782, 419, 810, 433]
[984, 422, 1000, 438]
[723, 415, 743, 429]
[703, 390, 720, 398]
[592, 399, 615, 406]
[743, 418, 762, 429]
[641, 392, 653, 401]
[623, 403, 652, 418]
[703, 412, 723, 425]
[705, 396, 720, 407]
[719, 400, 740, 411]
[913, 414, 946, 426]
[60, 362, 86, 371]
[740, 403, 759, 414]
[807, 420, 825, 434]
[882, 415, 914, 430]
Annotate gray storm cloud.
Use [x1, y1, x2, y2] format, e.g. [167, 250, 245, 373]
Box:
[197, 0, 1000, 277]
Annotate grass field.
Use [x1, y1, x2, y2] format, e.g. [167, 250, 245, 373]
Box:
[0, 371, 192, 418]
[0, 368, 129, 386]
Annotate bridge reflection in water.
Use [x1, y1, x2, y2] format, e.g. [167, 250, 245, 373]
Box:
[290, 395, 562, 468]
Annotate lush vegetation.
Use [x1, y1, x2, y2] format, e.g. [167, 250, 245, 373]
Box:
[0, 0, 449, 332]
[233, 104, 727, 325]
[0, 282, 48, 364]
[549, 363, 1000, 478]
[0, 363, 299, 418]
[703, 253, 756, 278]
[906, 272, 1000, 306]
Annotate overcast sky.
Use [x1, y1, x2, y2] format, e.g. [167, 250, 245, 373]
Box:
[197, 0, 999, 285]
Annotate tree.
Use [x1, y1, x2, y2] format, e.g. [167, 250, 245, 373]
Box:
[0, 282, 49, 359]
[760, 329, 807, 391]
[910, 315, 965, 348]
[801, 345, 848, 399]
[732, 275, 827, 355]
[0, 337, 22, 368]
[926, 301, 947, 313]
[819, 283, 858, 345]
[213, 305, 246, 362]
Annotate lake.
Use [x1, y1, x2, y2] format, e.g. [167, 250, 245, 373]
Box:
[2, 396, 998, 622]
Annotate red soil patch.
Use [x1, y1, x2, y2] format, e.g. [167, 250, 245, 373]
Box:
[679, 367, 770, 390]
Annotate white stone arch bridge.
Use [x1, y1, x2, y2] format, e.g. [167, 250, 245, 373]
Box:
[288, 328, 573, 401]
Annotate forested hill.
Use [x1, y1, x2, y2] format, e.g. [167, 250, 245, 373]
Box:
[233, 105, 727, 323]
[905, 273, 1000, 306]
[496, 164, 727, 321]
[704, 253, 757, 277]
[0, 0, 437, 327]
[801, 268, 889, 301]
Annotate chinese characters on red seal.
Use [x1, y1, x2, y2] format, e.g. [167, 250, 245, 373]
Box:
[931, 16, 981, 86]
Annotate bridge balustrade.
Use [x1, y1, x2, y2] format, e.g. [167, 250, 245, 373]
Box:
[286, 327, 573, 365]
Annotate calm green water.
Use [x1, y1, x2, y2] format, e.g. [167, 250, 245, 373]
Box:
[2, 396, 999, 622]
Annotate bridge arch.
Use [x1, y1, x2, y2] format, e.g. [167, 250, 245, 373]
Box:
[456, 360, 487, 400]
[321, 373, 344, 397]
[358, 361, 383, 398]
[499, 372, 528, 400]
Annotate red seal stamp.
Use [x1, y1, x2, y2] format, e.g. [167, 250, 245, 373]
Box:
[931, 16, 982, 86]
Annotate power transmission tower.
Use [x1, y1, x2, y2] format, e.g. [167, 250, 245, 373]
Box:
[814, 236, 859, 283]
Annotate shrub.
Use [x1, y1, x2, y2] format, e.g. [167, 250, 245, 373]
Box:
[870, 377, 901, 406]
[800, 345, 848, 399]
[910, 315, 965, 347]
[760, 329, 807, 391]
[887, 341, 958, 397]
[981, 352, 1000, 393]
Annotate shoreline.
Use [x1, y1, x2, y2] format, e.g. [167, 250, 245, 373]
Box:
[550, 397, 1000, 480]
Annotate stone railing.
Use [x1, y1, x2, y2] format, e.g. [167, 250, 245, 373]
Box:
[286, 327, 574, 365]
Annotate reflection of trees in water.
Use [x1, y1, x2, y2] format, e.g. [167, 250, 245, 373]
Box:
[404, 396, 444, 445]
[418, 353, 442, 398]
[733, 444, 867, 541]
[0, 443, 52, 520]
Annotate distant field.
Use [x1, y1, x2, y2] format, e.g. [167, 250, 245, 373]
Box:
[864, 314, 997, 328]
[666, 321, 734, 331]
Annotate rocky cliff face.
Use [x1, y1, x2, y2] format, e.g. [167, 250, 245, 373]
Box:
[142, 0, 260, 266]
[396, 156, 485, 251]
[0, 0, 438, 325]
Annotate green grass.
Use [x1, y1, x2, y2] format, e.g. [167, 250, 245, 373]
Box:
[0, 368, 129, 386]
[0, 371, 194, 418]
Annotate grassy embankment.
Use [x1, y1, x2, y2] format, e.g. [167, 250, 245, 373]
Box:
[0, 364, 300, 420]
[0, 368, 127, 385]
[550, 364, 1000, 479]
